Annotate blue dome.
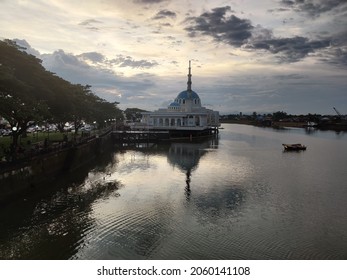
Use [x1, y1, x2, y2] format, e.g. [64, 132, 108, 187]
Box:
[176, 90, 200, 100]
[169, 101, 180, 107]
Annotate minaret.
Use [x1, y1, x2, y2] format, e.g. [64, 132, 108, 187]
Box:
[187, 60, 192, 98]
[187, 60, 192, 92]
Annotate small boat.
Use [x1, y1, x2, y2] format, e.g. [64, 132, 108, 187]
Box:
[303, 121, 317, 128]
[282, 143, 307, 151]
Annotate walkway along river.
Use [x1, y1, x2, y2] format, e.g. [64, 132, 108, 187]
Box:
[0, 127, 113, 203]
[0, 124, 347, 259]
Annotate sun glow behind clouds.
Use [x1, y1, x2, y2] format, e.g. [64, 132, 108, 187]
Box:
[1, 0, 347, 114]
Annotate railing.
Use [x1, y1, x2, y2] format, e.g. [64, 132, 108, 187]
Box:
[0, 126, 113, 170]
[128, 123, 217, 131]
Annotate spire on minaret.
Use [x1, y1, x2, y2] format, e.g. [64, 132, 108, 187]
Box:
[187, 60, 192, 92]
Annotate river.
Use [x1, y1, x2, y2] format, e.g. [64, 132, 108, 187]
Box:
[1, 124, 347, 259]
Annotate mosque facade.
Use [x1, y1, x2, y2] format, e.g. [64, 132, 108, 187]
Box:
[138, 61, 220, 136]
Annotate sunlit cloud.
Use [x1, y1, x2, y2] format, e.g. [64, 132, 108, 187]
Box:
[1, 0, 346, 114]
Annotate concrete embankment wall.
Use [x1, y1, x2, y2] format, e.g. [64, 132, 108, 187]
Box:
[0, 133, 113, 203]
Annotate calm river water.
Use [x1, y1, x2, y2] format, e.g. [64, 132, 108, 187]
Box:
[1, 124, 347, 260]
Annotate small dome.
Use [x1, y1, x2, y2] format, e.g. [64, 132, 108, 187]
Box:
[169, 101, 180, 107]
[176, 90, 200, 100]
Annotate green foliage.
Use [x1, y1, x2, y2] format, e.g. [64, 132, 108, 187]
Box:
[272, 111, 288, 121]
[124, 108, 147, 121]
[0, 39, 123, 146]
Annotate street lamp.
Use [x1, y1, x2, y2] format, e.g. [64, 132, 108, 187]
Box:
[11, 126, 18, 159]
[11, 126, 17, 142]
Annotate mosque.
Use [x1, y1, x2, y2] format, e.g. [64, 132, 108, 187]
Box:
[138, 61, 220, 138]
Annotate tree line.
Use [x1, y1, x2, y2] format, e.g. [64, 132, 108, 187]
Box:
[0, 39, 124, 149]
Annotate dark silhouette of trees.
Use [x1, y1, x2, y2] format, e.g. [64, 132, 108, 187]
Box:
[0, 39, 123, 149]
[272, 111, 288, 121]
[124, 108, 148, 121]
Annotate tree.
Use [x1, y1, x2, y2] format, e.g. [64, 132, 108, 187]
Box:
[124, 108, 147, 121]
[0, 93, 50, 152]
[272, 111, 288, 121]
[0, 41, 51, 149]
[1, 39, 123, 156]
[92, 98, 123, 128]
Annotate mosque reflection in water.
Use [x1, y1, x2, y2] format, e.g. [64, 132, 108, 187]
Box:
[0, 136, 226, 259]
[166, 137, 219, 200]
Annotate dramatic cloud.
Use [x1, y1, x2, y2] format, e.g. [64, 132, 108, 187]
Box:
[280, 0, 347, 17]
[2, 1, 346, 114]
[111, 55, 159, 69]
[319, 45, 347, 68]
[12, 41, 163, 108]
[185, 6, 333, 63]
[39, 49, 161, 105]
[78, 52, 105, 63]
[152, 9, 177, 20]
[185, 6, 252, 47]
[247, 35, 331, 63]
[41, 50, 94, 79]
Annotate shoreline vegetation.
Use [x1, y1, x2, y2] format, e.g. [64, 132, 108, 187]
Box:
[220, 119, 347, 131]
[221, 119, 305, 128]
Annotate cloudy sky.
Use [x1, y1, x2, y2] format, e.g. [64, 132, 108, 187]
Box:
[1, 0, 347, 115]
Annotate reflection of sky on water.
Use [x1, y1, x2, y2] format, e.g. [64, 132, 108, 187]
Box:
[167, 141, 212, 172]
[3, 124, 347, 259]
[0, 128, 271, 259]
[0, 173, 122, 259]
[72, 136, 251, 259]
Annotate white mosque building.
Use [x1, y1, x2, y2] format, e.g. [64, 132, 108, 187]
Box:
[137, 61, 220, 138]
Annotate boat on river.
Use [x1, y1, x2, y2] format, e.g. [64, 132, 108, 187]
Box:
[282, 143, 307, 151]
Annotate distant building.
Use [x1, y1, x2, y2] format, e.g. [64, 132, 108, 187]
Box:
[137, 61, 220, 137]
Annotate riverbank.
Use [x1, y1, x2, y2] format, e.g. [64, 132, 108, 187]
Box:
[0, 128, 113, 204]
[220, 119, 347, 131]
[220, 119, 306, 128]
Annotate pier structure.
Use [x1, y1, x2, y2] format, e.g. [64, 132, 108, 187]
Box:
[111, 126, 219, 145]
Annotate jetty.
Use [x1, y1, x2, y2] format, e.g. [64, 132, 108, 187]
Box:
[112, 127, 219, 145]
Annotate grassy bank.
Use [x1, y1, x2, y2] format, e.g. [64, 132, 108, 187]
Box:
[0, 131, 76, 159]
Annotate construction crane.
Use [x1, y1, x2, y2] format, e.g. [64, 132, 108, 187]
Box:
[333, 107, 341, 116]
[333, 107, 347, 121]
